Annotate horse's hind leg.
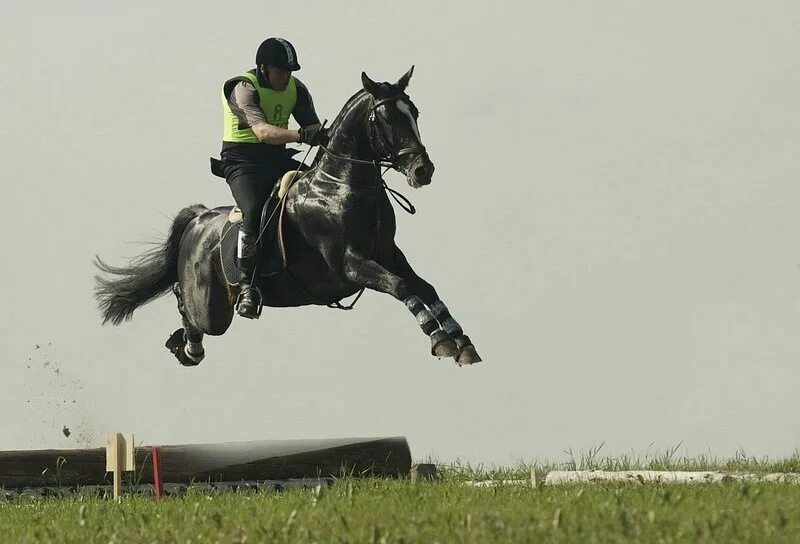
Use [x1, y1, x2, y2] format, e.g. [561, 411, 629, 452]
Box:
[165, 282, 205, 367]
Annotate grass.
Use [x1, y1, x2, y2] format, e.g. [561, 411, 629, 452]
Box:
[435, 444, 800, 481]
[0, 451, 799, 543]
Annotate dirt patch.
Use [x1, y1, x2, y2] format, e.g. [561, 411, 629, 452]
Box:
[24, 342, 97, 448]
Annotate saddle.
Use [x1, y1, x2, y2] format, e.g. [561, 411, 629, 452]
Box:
[219, 170, 304, 286]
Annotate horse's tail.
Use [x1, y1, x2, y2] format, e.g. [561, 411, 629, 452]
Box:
[94, 204, 207, 325]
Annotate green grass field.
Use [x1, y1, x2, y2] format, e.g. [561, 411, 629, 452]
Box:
[2, 453, 799, 543]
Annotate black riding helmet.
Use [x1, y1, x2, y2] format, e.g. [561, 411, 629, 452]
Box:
[255, 38, 301, 71]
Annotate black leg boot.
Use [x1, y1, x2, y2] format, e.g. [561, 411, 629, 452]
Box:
[236, 230, 263, 319]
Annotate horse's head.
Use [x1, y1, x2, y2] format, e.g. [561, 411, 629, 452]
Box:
[361, 67, 435, 188]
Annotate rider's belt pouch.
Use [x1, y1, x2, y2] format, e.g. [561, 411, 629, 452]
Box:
[210, 157, 225, 178]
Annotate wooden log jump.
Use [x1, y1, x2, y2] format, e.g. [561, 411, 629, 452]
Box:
[544, 470, 800, 485]
[0, 436, 411, 489]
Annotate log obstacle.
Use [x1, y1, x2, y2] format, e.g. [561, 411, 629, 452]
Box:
[467, 470, 800, 487]
[0, 436, 411, 490]
[544, 470, 800, 485]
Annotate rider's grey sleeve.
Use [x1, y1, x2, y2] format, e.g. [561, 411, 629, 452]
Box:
[292, 78, 322, 128]
[227, 81, 268, 129]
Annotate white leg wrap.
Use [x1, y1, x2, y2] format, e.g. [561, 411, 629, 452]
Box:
[441, 317, 463, 337]
[404, 295, 438, 335]
[430, 300, 463, 337]
[415, 310, 436, 327]
[429, 300, 448, 318]
[185, 342, 205, 362]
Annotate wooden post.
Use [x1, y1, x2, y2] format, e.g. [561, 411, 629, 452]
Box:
[105, 433, 134, 501]
[151, 446, 164, 500]
[411, 463, 437, 482]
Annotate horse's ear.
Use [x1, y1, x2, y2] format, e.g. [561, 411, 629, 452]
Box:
[397, 65, 414, 91]
[361, 72, 380, 96]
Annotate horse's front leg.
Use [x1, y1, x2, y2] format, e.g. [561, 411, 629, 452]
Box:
[386, 245, 482, 365]
[342, 248, 481, 365]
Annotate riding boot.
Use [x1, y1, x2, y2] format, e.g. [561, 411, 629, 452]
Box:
[236, 229, 263, 319]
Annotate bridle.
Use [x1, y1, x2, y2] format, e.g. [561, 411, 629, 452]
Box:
[367, 94, 427, 167]
[320, 93, 428, 172]
[315, 93, 426, 216]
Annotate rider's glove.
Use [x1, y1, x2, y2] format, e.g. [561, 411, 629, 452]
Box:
[298, 125, 330, 147]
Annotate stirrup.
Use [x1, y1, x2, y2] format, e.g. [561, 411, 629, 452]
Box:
[236, 286, 263, 319]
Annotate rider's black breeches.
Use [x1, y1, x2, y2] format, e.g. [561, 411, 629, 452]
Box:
[226, 167, 277, 236]
[224, 157, 303, 236]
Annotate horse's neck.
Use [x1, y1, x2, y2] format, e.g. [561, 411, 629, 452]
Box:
[324, 93, 374, 163]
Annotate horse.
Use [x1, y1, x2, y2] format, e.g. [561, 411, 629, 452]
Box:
[94, 67, 482, 367]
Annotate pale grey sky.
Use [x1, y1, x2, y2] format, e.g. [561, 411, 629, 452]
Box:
[1, 0, 799, 464]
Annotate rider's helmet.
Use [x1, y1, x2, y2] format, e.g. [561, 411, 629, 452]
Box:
[255, 38, 301, 71]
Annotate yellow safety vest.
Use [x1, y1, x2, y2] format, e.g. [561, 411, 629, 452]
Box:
[222, 71, 297, 143]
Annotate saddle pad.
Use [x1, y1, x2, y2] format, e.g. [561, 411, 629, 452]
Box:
[220, 222, 241, 286]
[219, 203, 285, 287]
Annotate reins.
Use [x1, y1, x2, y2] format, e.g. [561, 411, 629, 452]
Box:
[246, 93, 425, 311]
[315, 92, 428, 216]
[316, 149, 417, 215]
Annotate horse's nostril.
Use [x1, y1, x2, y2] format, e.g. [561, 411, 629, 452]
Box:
[415, 164, 431, 178]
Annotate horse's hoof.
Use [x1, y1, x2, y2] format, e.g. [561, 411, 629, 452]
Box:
[456, 345, 482, 366]
[165, 328, 203, 366]
[178, 354, 202, 367]
[174, 347, 202, 367]
[165, 328, 185, 356]
[454, 335, 481, 365]
[433, 339, 459, 358]
[430, 330, 459, 358]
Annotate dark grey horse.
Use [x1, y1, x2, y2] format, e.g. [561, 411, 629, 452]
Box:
[95, 68, 481, 367]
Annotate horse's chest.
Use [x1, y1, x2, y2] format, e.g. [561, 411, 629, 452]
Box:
[344, 194, 396, 235]
[291, 187, 396, 248]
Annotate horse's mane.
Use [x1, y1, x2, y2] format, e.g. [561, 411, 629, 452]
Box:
[328, 89, 370, 134]
[309, 89, 370, 165]
[310, 80, 403, 165]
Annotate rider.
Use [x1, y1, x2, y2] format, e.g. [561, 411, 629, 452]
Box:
[220, 37, 329, 319]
